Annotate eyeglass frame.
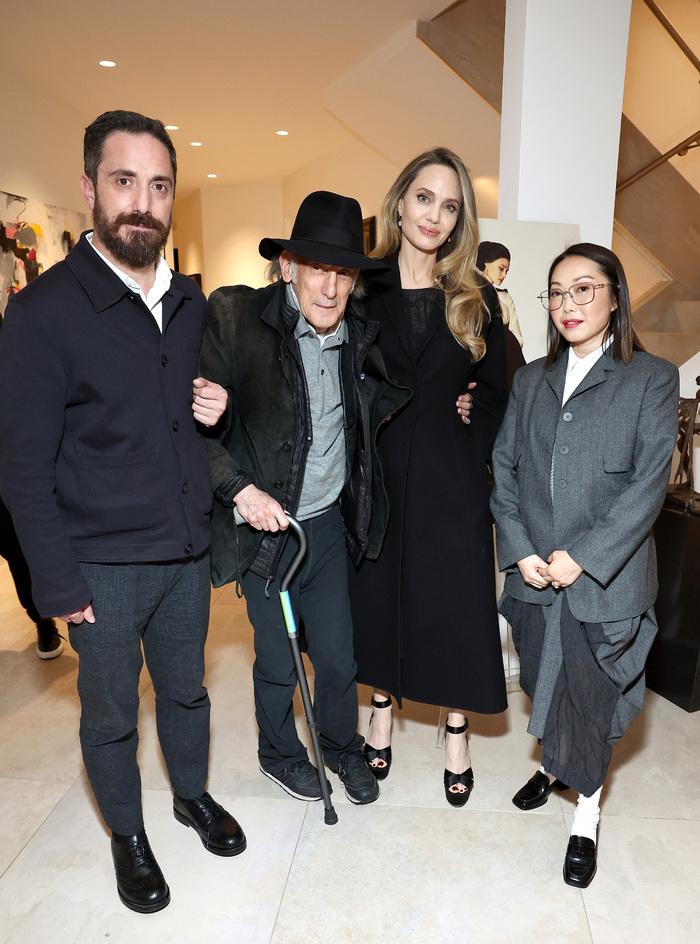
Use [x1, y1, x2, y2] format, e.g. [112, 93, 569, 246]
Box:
[538, 282, 617, 311]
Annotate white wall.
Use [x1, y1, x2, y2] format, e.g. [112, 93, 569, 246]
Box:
[192, 126, 497, 299]
[499, 0, 633, 246]
[2, 75, 87, 215]
[192, 139, 399, 296]
[199, 179, 284, 294]
[173, 190, 205, 283]
[282, 140, 399, 237]
[324, 23, 501, 220]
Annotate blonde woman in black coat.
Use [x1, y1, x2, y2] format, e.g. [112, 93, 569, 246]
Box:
[348, 147, 508, 806]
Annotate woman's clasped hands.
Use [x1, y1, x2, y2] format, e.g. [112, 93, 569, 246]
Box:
[517, 550, 583, 590]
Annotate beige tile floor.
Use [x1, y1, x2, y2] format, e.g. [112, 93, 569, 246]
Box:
[1, 558, 699, 943]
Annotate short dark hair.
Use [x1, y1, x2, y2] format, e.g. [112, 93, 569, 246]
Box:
[476, 241, 511, 271]
[545, 242, 644, 367]
[83, 110, 177, 186]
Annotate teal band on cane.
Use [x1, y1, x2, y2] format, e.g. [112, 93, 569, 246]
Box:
[280, 590, 297, 637]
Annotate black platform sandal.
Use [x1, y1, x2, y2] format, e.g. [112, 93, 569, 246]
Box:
[444, 719, 474, 808]
[363, 695, 392, 781]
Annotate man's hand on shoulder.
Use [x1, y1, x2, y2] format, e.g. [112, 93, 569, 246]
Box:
[456, 382, 477, 425]
[234, 484, 289, 532]
[192, 377, 228, 426]
[59, 603, 96, 624]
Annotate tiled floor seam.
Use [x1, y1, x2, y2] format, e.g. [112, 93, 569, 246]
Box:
[0, 774, 79, 881]
[268, 796, 313, 942]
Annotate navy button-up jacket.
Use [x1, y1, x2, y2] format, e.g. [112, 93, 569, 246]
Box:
[0, 233, 211, 617]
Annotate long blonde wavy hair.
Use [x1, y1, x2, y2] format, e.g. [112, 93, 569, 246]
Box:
[374, 147, 487, 361]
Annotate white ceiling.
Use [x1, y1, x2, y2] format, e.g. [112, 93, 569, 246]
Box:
[13, 0, 451, 197]
[10, 0, 700, 204]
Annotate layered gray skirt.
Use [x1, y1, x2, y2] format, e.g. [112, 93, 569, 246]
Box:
[500, 592, 658, 796]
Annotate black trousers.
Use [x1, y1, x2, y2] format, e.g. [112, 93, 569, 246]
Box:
[242, 505, 363, 772]
[0, 498, 42, 623]
[69, 555, 211, 834]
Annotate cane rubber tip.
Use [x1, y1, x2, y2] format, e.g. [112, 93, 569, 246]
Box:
[324, 809, 338, 825]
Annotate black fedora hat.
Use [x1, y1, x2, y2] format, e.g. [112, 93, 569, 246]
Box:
[259, 191, 387, 272]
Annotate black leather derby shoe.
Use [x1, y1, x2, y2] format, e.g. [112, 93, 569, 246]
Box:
[563, 834, 597, 888]
[512, 770, 568, 811]
[173, 792, 247, 857]
[111, 830, 170, 913]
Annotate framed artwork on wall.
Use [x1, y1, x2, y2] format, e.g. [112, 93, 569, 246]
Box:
[363, 216, 376, 255]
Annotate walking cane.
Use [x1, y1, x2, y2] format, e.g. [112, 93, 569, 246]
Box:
[279, 516, 338, 825]
[234, 508, 338, 825]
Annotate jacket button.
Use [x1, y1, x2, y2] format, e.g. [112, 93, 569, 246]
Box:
[562, 411, 572, 422]
[184, 543, 193, 555]
[182, 482, 189, 494]
[172, 421, 179, 432]
[559, 445, 569, 454]
[274, 481, 283, 488]
[161, 355, 168, 366]
[282, 442, 291, 451]
[558, 479, 567, 488]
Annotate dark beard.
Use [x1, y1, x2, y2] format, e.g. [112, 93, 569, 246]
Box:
[93, 197, 170, 270]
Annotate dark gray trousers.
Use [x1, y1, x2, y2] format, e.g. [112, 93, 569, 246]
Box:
[242, 505, 363, 772]
[69, 555, 211, 834]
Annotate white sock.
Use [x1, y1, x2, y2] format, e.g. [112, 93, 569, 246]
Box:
[571, 786, 602, 843]
[538, 765, 556, 784]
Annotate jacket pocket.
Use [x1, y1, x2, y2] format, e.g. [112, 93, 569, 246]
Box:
[603, 445, 633, 473]
[77, 449, 165, 536]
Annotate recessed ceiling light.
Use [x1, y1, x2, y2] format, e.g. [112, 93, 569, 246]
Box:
[190, 142, 203, 147]
[207, 174, 217, 179]
[98, 60, 116, 68]
[276, 130, 289, 136]
[165, 125, 179, 131]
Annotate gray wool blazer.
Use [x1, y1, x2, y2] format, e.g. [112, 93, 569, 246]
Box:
[490, 348, 679, 623]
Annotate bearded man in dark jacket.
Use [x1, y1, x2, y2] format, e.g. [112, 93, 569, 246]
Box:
[199, 191, 409, 805]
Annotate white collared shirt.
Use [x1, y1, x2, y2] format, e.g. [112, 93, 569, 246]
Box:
[562, 337, 613, 405]
[86, 231, 172, 331]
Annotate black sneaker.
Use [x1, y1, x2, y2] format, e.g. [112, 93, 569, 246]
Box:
[329, 750, 380, 804]
[259, 760, 330, 801]
[36, 620, 64, 660]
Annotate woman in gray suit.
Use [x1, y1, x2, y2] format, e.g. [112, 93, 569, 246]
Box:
[491, 243, 678, 888]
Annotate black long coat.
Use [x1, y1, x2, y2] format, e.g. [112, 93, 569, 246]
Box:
[348, 256, 509, 712]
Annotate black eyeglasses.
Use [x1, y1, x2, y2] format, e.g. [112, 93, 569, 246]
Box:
[538, 283, 615, 311]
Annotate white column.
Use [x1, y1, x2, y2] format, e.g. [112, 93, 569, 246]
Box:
[498, 0, 633, 247]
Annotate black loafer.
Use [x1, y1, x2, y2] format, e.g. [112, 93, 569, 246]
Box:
[111, 830, 170, 913]
[173, 793, 247, 857]
[563, 834, 597, 888]
[512, 771, 568, 811]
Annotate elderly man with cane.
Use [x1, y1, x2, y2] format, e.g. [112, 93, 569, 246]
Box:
[200, 190, 409, 805]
